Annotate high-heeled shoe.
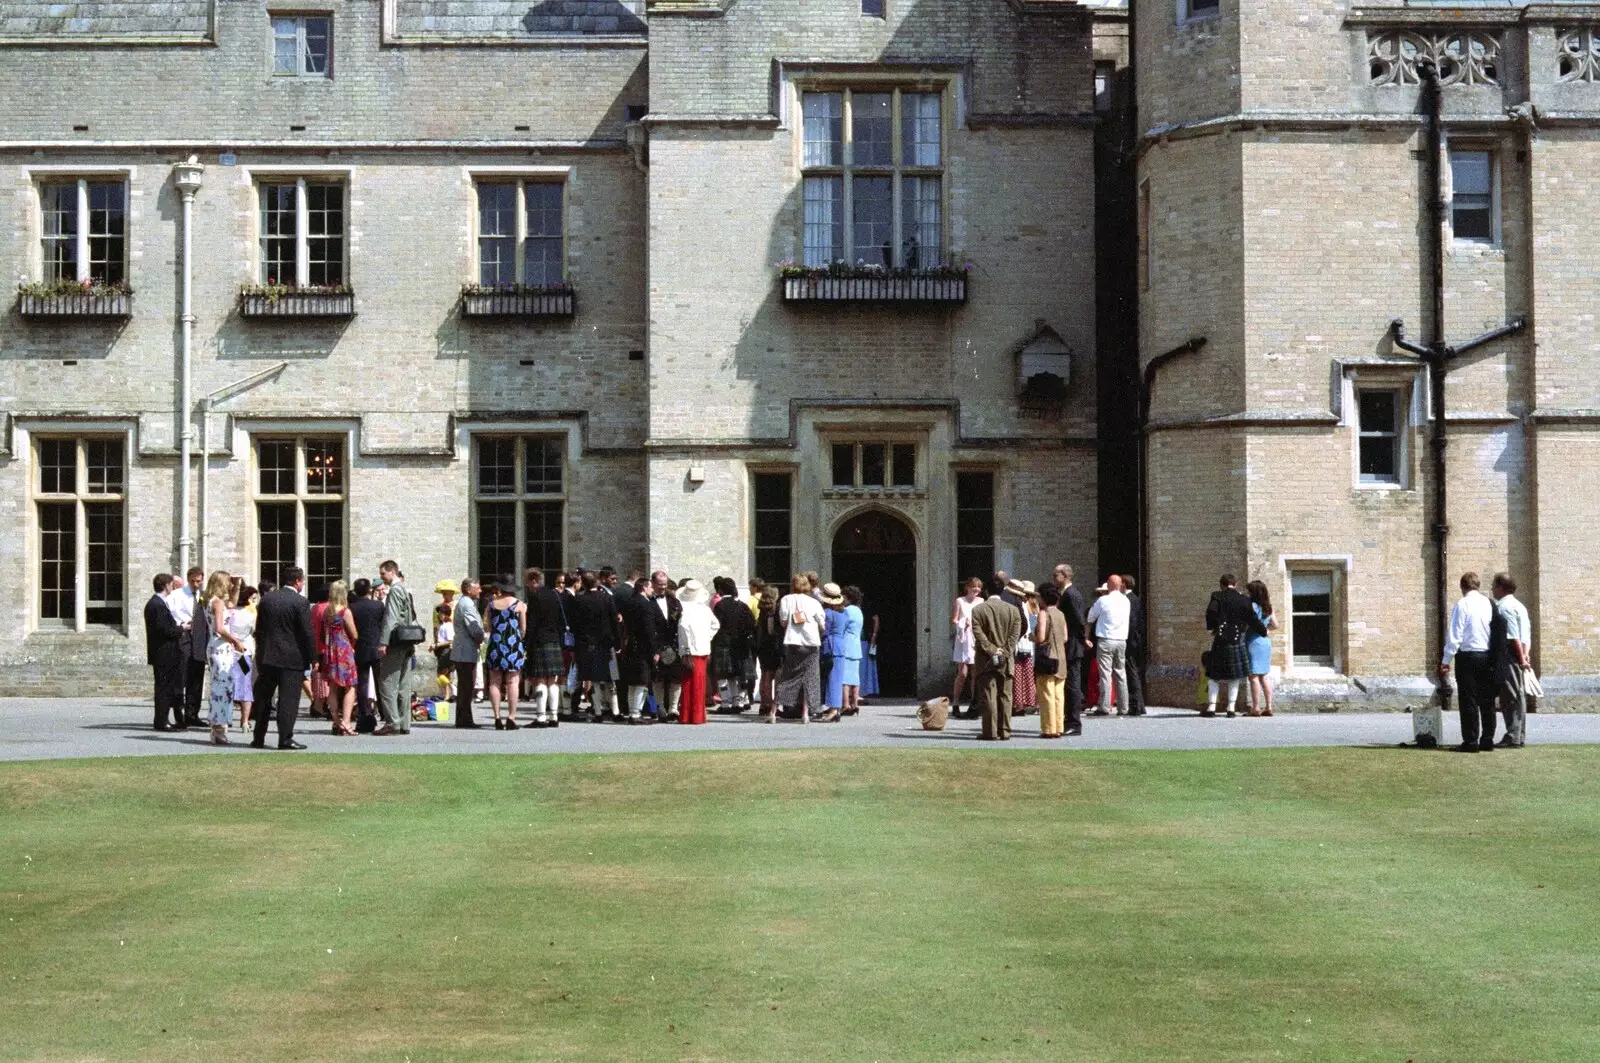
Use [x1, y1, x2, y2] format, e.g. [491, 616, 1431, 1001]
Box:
[817, 709, 841, 723]
[504, 718, 519, 730]
[210, 725, 229, 745]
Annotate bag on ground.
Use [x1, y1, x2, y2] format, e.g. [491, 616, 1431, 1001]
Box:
[918, 697, 950, 731]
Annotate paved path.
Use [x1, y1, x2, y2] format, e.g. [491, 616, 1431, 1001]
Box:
[4, 698, 1600, 761]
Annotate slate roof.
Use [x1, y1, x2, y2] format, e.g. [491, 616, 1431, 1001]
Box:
[394, 0, 646, 37]
[0, 1, 212, 37]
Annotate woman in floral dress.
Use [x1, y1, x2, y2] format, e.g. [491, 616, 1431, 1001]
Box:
[483, 576, 528, 730]
[323, 580, 360, 736]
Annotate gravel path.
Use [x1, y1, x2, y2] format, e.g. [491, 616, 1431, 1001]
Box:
[3, 698, 1598, 761]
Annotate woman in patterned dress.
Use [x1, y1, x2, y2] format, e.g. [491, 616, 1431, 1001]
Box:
[1011, 581, 1038, 716]
[204, 571, 246, 746]
[323, 580, 360, 736]
[483, 575, 528, 730]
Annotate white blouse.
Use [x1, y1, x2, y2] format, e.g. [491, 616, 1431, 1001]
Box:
[778, 593, 823, 648]
[677, 600, 721, 657]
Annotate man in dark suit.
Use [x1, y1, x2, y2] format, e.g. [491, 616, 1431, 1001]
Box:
[1122, 573, 1147, 716]
[972, 579, 1024, 740]
[251, 567, 315, 750]
[169, 565, 208, 727]
[567, 571, 619, 719]
[1054, 564, 1091, 736]
[349, 577, 385, 732]
[144, 573, 185, 731]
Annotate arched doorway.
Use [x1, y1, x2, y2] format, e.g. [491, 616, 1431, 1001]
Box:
[832, 509, 917, 696]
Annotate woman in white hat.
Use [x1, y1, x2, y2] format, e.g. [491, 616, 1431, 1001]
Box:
[675, 579, 720, 725]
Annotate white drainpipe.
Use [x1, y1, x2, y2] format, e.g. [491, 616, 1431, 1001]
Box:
[172, 156, 205, 574]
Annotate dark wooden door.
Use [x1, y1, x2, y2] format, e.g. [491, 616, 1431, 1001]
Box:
[832, 511, 917, 697]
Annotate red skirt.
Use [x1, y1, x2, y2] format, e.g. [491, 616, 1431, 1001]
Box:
[680, 656, 708, 725]
[1013, 654, 1036, 709]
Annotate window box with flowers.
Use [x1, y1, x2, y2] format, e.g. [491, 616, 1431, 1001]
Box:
[460, 283, 575, 319]
[239, 283, 355, 319]
[778, 262, 969, 306]
[16, 279, 133, 320]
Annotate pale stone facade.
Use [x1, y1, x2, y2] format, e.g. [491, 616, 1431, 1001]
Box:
[1137, 0, 1600, 709]
[0, 0, 1100, 696]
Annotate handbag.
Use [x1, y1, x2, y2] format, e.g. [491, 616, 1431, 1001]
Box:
[1015, 637, 1035, 661]
[390, 623, 427, 646]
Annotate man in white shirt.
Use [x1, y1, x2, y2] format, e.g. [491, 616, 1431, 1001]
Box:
[1440, 571, 1495, 752]
[1085, 574, 1132, 717]
[1491, 572, 1533, 749]
[166, 566, 207, 727]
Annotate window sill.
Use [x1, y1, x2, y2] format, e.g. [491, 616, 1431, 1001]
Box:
[1354, 479, 1408, 492]
[1286, 662, 1341, 679]
[17, 292, 132, 319]
[240, 289, 355, 319]
[780, 272, 967, 306]
[461, 286, 576, 319]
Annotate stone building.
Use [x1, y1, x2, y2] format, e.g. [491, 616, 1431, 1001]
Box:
[1136, 0, 1600, 709]
[0, 0, 1101, 696]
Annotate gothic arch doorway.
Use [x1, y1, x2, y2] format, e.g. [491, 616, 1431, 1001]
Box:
[832, 509, 917, 696]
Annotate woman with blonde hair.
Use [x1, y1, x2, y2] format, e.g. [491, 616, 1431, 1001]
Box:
[204, 571, 247, 745]
[322, 580, 360, 735]
[775, 573, 824, 724]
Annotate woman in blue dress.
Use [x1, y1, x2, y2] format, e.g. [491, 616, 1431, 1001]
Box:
[836, 586, 865, 716]
[856, 594, 880, 701]
[821, 584, 847, 718]
[1245, 579, 1278, 717]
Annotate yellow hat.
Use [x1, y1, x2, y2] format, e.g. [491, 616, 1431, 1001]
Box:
[435, 578, 460, 595]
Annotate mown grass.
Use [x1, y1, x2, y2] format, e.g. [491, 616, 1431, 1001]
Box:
[3, 747, 1599, 1061]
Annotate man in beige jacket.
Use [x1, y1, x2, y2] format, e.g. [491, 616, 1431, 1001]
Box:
[971, 580, 1023, 740]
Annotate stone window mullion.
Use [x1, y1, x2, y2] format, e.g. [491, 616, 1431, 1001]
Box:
[294, 178, 310, 287]
[74, 179, 90, 284]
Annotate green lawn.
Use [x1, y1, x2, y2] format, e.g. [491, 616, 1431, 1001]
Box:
[4, 747, 1599, 1061]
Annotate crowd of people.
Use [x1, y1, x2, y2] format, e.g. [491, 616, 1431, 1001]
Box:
[140, 553, 1536, 751]
[142, 562, 891, 748]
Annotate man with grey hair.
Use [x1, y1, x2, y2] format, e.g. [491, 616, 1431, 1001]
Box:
[450, 578, 485, 728]
[1491, 572, 1531, 749]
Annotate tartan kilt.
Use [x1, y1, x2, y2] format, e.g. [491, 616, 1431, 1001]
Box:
[1206, 637, 1251, 681]
[524, 641, 565, 678]
[710, 644, 736, 678]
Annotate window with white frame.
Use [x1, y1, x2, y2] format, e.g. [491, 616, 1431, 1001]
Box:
[1288, 568, 1338, 670]
[254, 436, 346, 602]
[830, 442, 917, 490]
[1356, 388, 1404, 484]
[1179, 0, 1220, 23]
[258, 179, 345, 287]
[1449, 148, 1496, 245]
[39, 179, 127, 285]
[272, 14, 331, 77]
[473, 436, 566, 579]
[34, 435, 125, 629]
[475, 181, 566, 288]
[800, 88, 944, 268]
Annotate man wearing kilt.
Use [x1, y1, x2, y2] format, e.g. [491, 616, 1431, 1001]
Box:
[567, 570, 620, 720]
[1202, 574, 1268, 717]
[522, 568, 568, 728]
